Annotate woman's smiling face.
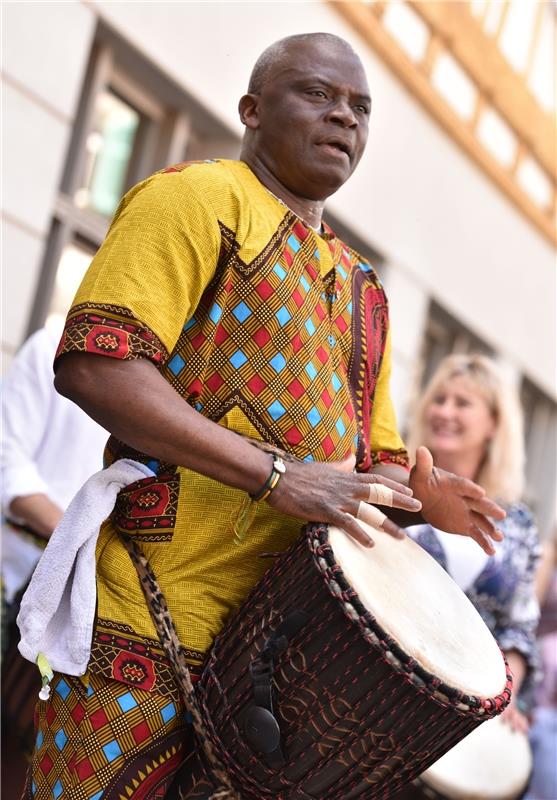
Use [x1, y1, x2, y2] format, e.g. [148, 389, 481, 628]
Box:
[424, 374, 497, 464]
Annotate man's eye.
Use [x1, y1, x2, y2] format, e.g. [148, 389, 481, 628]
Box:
[354, 105, 369, 114]
[308, 90, 327, 98]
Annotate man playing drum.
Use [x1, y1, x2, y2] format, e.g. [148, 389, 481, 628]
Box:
[22, 33, 505, 799]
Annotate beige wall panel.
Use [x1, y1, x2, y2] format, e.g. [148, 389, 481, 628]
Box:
[2, 81, 71, 236]
[381, 267, 429, 427]
[2, 1, 95, 120]
[1, 220, 45, 355]
[335, 74, 556, 398]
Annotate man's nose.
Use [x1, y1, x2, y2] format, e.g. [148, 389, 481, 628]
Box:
[327, 98, 358, 127]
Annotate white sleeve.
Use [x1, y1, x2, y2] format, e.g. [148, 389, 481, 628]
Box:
[1, 329, 58, 509]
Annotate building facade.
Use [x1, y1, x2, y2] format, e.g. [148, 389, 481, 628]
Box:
[2, 0, 556, 536]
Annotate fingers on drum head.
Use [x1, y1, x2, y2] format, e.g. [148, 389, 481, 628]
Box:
[357, 501, 387, 531]
[367, 483, 394, 507]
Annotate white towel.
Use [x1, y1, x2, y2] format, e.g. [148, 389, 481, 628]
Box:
[17, 458, 154, 676]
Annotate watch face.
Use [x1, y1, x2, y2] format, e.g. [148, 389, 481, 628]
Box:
[274, 459, 287, 474]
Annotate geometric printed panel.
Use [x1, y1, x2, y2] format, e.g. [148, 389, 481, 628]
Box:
[24, 671, 188, 800]
[160, 215, 388, 467]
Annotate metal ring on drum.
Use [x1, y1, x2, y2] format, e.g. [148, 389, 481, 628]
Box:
[195, 521, 513, 799]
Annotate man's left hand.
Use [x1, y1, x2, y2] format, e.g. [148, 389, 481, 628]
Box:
[409, 447, 506, 555]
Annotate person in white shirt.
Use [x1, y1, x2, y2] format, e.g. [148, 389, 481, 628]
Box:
[1, 323, 107, 798]
[1, 324, 108, 610]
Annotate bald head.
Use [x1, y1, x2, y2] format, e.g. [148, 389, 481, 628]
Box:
[239, 32, 370, 204]
[248, 33, 360, 93]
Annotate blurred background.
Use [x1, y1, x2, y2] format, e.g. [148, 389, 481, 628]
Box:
[1, 0, 556, 542]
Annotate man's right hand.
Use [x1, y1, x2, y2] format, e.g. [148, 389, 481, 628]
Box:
[267, 454, 422, 547]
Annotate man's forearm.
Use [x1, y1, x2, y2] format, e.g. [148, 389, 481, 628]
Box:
[9, 493, 63, 538]
[55, 353, 274, 496]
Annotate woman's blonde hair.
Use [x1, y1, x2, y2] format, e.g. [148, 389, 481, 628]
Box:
[407, 354, 525, 503]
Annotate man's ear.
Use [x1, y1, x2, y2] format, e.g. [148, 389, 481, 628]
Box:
[238, 93, 260, 130]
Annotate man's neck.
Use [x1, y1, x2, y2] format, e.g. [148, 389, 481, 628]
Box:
[241, 154, 325, 230]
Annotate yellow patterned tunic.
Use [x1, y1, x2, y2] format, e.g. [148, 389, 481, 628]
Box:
[56, 159, 407, 700]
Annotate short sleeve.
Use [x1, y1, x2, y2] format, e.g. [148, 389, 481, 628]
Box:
[55, 169, 222, 368]
[370, 328, 409, 468]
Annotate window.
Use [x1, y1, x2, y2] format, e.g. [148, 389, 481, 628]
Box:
[75, 90, 141, 218]
[28, 23, 240, 334]
[417, 301, 493, 390]
[45, 239, 96, 332]
[521, 378, 557, 539]
[334, 1, 556, 244]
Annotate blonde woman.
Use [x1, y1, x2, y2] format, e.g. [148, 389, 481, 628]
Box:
[407, 354, 541, 733]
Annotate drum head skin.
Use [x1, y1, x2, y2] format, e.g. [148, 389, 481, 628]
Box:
[328, 524, 507, 699]
[421, 715, 533, 800]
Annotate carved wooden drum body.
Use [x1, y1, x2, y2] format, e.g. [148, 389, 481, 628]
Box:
[196, 523, 512, 799]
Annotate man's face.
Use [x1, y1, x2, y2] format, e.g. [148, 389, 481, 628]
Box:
[245, 41, 371, 200]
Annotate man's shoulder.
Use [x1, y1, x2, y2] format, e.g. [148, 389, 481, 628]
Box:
[122, 159, 253, 220]
[112, 160, 251, 227]
[155, 158, 249, 198]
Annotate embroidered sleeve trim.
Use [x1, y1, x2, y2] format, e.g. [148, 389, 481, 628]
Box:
[55, 305, 167, 367]
[371, 448, 410, 469]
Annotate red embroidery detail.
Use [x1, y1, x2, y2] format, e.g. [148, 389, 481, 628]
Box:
[113, 474, 179, 540]
[247, 375, 266, 395]
[322, 435, 336, 458]
[76, 757, 94, 780]
[131, 721, 151, 744]
[255, 279, 274, 300]
[284, 427, 303, 446]
[40, 754, 54, 775]
[287, 379, 305, 400]
[56, 308, 165, 366]
[90, 707, 108, 731]
[70, 702, 85, 724]
[112, 652, 156, 692]
[254, 328, 271, 347]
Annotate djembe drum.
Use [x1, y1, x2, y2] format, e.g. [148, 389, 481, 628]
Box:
[398, 714, 533, 800]
[187, 521, 512, 799]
